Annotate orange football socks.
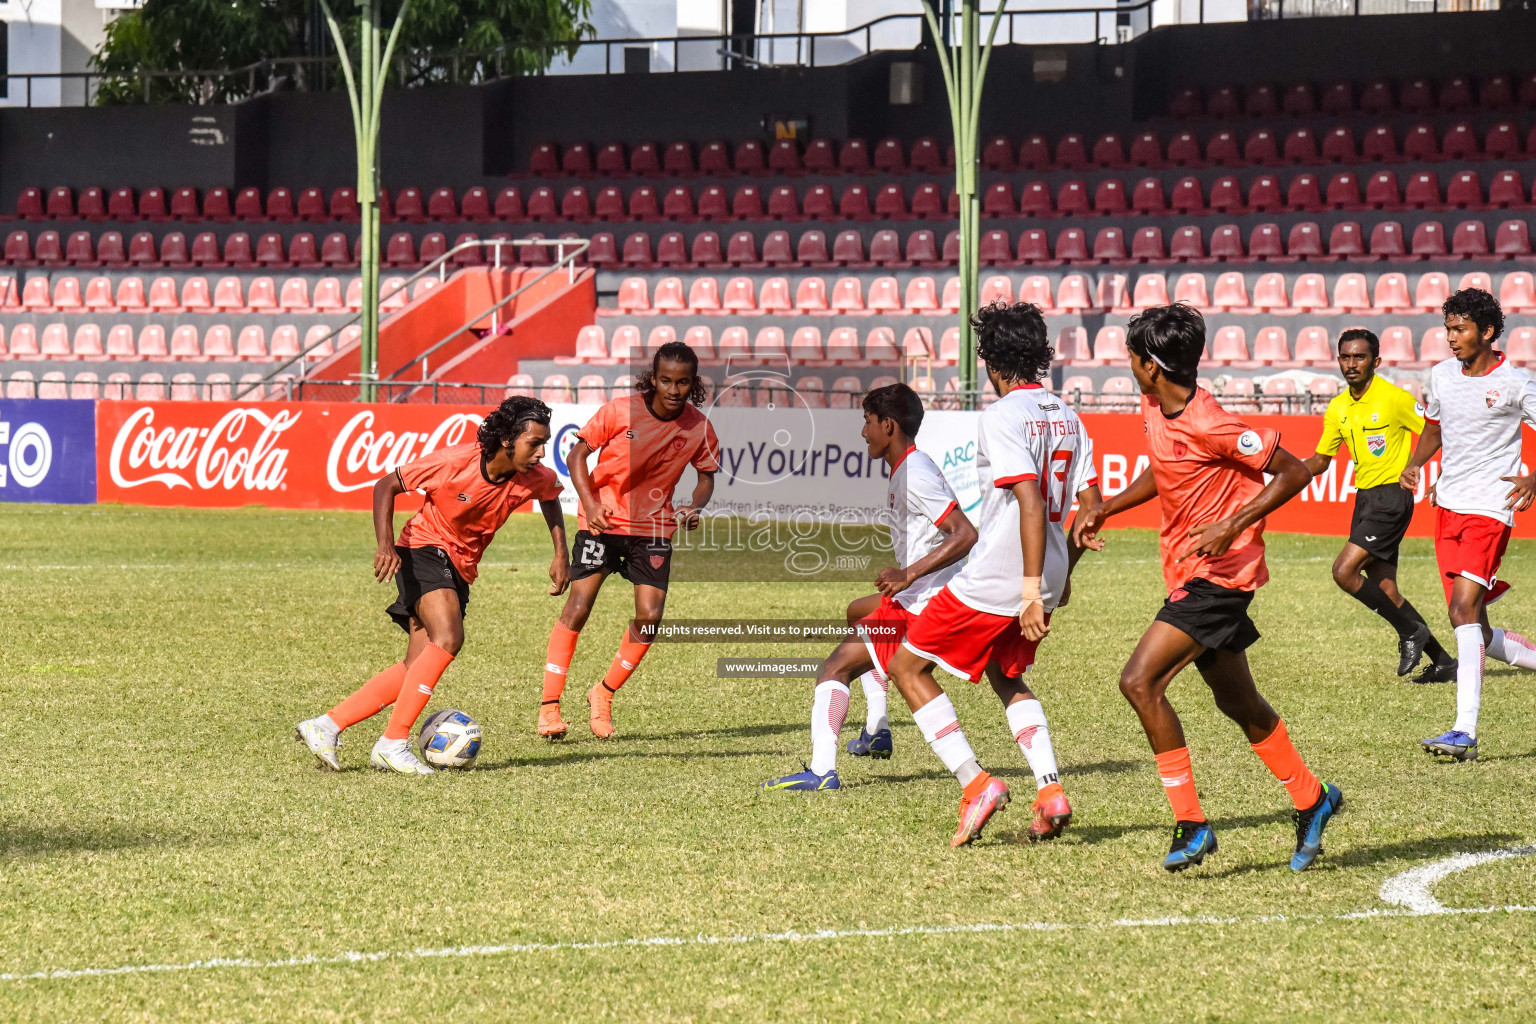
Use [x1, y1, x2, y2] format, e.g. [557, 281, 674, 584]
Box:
[328, 662, 407, 730]
[1154, 747, 1206, 823]
[382, 643, 454, 740]
[1250, 719, 1322, 810]
[601, 631, 652, 692]
[543, 623, 581, 705]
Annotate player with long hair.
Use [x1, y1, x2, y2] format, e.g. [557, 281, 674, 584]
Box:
[883, 302, 1101, 847]
[1074, 303, 1342, 872]
[1402, 288, 1536, 762]
[296, 396, 569, 774]
[538, 340, 719, 740]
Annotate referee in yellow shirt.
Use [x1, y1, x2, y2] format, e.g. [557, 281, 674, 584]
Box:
[1303, 328, 1456, 683]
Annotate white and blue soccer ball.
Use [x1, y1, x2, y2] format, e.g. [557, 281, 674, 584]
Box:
[418, 709, 483, 769]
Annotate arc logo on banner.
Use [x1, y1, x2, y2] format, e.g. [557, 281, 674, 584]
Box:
[0, 399, 96, 504]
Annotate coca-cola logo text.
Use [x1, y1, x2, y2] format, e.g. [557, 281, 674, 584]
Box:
[109, 407, 299, 491]
[325, 410, 483, 493]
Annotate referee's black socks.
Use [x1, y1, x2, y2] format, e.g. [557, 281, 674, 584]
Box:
[1353, 578, 1452, 664]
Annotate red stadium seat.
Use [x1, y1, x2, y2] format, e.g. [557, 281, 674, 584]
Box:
[1131, 274, 1169, 309]
[1321, 125, 1357, 163]
[1171, 177, 1207, 215]
[1169, 226, 1205, 262]
[1207, 85, 1240, 118]
[691, 231, 726, 267]
[1333, 272, 1372, 312]
[1209, 326, 1250, 366]
[64, 231, 97, 267]
[1481, 74, 1515, 109]
[1400, 78, 1434, 112]
[1287, 174, 1323, 212]
[1019, 181, 1052, 217]
[1251, 272, 1287, 311]
[1055, 228, 1090, 264]
[873, 185, 908, 220]
[1495, 220, 1533, 258]
[662, 186, 696, 221]
[1365, 171, 1402, 210]
[979, 229, 1014, 265]
[1055, 134, 1088, 169]
[394, 187, 427, 222]
[1288, 82, 1319, 116]
[1443, 123, 1480, 161]
[838, 184, 873, 221]
[1094, 178, 1128, 214]
[1253, 327, 1293, 367]
[910, 137, 943, 172]
[1295, 326, 1334, 366]
[1379, 326, 1417, 365]
[1056, 180, 1090, 217]
[1361, 125, 1398, 163]
[1016, 229, 1051, 265]
[1244, 129, 1280, 166]
[982, 136, 1014, 171]
[628, 186, 661, 221]
[1412, 221, 1448, 258]
[495, 187, 526, 221]
[1452, 221, 1490, 257]
[1131, 178, 1167, 215]
[983, 182, 1016, 218]
[1129, 132, 1162, 167]
[1291, 273, 1332, 312]
[1328, 221, 1365, 260]
[160, 232, 192, 268]
[1488, 171, 1528, 209]
[631, 142, 663, 176]
[655, 232, 689, 268]
[1326, 173, 1362, 210]
[1403, 123, 1441, 161]
[839, 139, 872, 174]
[1167, 131, 1201, 166]
[1415, 272, 1451, 312]
[1212, 271, 1249, 311]
[1244, 176, 1282, 212]
[1506, 327, 1536, 366]
[1094, 227, 1128, 263]
[1092, 133, 1127, 168]
[1439, 75, 1474, 111]
[1485, 122, 1522, 160]
[1209, 224, 1244, 261]
[663, 141, 695, 176]
[1370, 221, 1408, 259]
[1446, 171, 1484, 209]
[1288, 222, 1326, 260]
[1131, 227, 1166, 262]
[798, 230, 833, 267]
[1283, 127, 1318, 164]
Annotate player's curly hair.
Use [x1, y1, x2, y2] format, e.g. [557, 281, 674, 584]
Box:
[635, 340, 708, 407]
[1443, 287, 1504, 343]
[862, 382, 924, 437]
[971, 301, 1052, 384]
[477, 395, 551, 451]
[1126, 302, 1204, 388]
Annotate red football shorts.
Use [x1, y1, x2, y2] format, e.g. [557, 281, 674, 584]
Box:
[854, 595, 911, 678]
[1435, 507, 1512, 603]
[900, 586, 1046, 683]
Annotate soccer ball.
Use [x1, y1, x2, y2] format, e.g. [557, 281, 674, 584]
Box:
[418, 709, 482, 769]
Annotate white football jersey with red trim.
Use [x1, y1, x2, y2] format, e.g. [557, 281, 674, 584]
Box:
[947, 385, 1097, 617]
[886, 448, 963, 613]
[1426, 355, 1536, 526]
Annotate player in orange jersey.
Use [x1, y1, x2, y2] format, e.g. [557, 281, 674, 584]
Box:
[539, 340, 720, 739]
[296, 396, 570, 774]
[1074, 303, 1343, 872]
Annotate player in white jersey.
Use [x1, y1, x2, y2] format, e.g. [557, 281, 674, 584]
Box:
[764, 383, 977, 791]
[887, 303, 1103, 847]
[1401, 289, 1536, 762]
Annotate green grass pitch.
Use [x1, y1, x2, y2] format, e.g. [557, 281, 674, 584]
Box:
[1, 504, 1534, 1022]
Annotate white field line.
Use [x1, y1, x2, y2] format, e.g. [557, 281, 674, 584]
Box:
[1379, 844, 1536, 914]
[4, 848, 1534, 984]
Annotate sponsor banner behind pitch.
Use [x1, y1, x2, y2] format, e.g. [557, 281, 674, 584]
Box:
[0, 399, 96, 504]
[94, 400, 1525, 536]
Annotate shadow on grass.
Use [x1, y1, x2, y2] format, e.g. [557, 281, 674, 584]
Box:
[1029, 809, 1293, 849]
[1480, 748, 1536, 762]
[475, 747, 765, 771]
[0, 822, 191, 861]
[1200, 831, 1527, 880]
[852, 759, 1146, 791]
[629, 722, 804, 743]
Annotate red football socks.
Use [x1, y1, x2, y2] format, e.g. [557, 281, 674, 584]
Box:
[1154, 747, 1206, 823]
[382, 643, 454, 740]
[1250, 719, 1323, 810]
[542, 623, 580, 705]
[328, 662, 407, 730]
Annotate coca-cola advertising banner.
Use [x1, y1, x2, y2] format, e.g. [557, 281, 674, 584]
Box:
[92, 400, 1529, 535]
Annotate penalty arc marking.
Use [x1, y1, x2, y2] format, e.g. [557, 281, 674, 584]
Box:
[1378, 843, 1536, 915]
[2, 846, 1533, 983]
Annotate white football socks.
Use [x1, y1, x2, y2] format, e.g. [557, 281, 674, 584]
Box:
[1452, 623, 1485, 738]
[810, 680, 850, 776]
[1488, 628, 1536, 670]
[912, 693, 982, 786]
[317, 713, 341, 737]
[1005, 698, 1060, 791]
[859, 670, 890, 733]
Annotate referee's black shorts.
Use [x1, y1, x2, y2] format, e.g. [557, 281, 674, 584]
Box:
[1349, 483, 1415, 564]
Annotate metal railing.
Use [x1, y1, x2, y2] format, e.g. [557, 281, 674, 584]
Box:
[233, 236, 587, 402]
[7, 0, 1501, 108]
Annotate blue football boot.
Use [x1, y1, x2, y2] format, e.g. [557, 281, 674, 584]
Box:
[762, 765, 840, 791]
[1421, 730, 1479, 762]
[1291, 781, 1344, 871]
[1163, 820, 1218, 872]
[846, 727, 893, 760]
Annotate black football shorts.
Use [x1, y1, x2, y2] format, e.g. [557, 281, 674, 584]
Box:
[569, 530, 673, 591]
[1349, 483, 1415, 564]
[1154, 577, 1260, 654]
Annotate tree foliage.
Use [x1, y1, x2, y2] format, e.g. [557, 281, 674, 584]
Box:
[92, 0, 593, 104]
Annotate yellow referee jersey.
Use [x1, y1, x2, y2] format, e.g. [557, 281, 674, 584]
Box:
[1314, 376, 1425, 489]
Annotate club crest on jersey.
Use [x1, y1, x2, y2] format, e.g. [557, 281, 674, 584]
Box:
[1170, 588, 1189, 602]
[1487, 388, 1502, 408]
[1172, 441, 1188, 459]
[1366, 433, 1386, 458]
[649, 554, 666, 569]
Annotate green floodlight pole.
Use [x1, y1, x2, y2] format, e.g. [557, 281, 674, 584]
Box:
[920, 0, 1006, 410]
[320, 0, 412, 402]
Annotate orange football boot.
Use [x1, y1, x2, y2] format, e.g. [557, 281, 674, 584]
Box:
[1027, 783, 1073, 842]
[587, 683, 616, 739]
[951, 773, 1010, 848]
[537, 701, 568, 740]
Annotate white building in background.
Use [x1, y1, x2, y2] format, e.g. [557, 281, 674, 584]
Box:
[0, 0, 131, 106]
